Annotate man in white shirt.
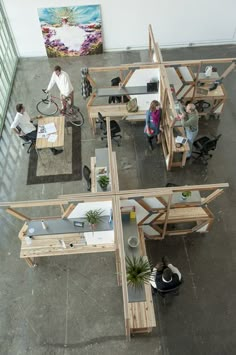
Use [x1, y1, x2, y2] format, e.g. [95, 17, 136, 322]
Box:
[11, 103, 63, 155]
[46, 65, 74, 114]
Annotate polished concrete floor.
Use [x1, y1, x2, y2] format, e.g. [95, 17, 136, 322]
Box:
[0, 45, 236, 354]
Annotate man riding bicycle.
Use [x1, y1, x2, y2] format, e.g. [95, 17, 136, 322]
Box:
[46, 65, 74, 114]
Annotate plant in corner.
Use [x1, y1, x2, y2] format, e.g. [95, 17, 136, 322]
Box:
[126, 256, 152, 289]
[98, 175, 110, 191]
[181, 191, 192, 200]
[85, 209, 104, 230]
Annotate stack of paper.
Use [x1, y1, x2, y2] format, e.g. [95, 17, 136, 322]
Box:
[44, 123, 57, 134]
[37, 123, 57, 140]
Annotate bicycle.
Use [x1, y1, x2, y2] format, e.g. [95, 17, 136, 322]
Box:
[36, 90, 85, 127]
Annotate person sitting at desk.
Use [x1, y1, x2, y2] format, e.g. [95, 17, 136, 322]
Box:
[178, 103, 199, 159]
[150, 256, 182, 291]
[11, 103, 63, 155]
[144, 100, 162, 150]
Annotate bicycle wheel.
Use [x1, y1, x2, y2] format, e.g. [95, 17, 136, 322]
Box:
[36, 99, 58, 116]
[66, 107, 85, 127]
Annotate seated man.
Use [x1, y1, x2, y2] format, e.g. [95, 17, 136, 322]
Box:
[11, 103, 63, 155]
[150, 256, 182, 292]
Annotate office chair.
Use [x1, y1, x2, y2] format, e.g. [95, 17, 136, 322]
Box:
[20, 136, 35, 153]
[17, 126, 35, 154]
[153, 282, 183, 306]
[97, 112, 122, 146]
[83, 165, 91, 191]
[192, 134, 222, 165]
[108, 77, 129, 104]
[157, 285, 181, 298]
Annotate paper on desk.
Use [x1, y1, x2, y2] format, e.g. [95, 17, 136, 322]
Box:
[47, 134, 57, 143]
[37, 125, 48, 138]
[44, 123, 57, 134]
[175, 136, 187, 144]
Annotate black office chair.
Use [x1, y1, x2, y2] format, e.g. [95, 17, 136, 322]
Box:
[157, 285, 181, 298]
[83, 165, 91, 191]
[97, 112, 122, 146]
[192, 134, 222, 165]
[17, 126, 35, 154]
[108, 77, 129, 104]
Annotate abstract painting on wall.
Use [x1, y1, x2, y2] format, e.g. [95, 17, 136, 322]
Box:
[38, 5, 103, 57]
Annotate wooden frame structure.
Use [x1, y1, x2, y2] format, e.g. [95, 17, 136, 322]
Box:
[86, 25, 235, 170]
[0, 118, 229, 338]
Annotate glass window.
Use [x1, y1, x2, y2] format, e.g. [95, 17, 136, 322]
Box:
[0, 4, 18, 133]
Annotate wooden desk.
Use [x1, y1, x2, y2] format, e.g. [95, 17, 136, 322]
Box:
[36, 116, 65, 150]
[88, 104, 146, 134]
[19, 217, 115, 267]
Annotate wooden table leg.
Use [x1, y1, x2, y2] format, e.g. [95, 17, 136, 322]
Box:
[24, 257, 36, 268]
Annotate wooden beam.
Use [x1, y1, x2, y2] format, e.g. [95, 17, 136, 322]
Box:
[148, 24, 163, 63]
[6, 208, 30, 221]
[18, 223, 28, 240]
[220, 62, 236, 80]
[61, 204, 75, 219]
[122, 69, 135, 86]
[0, 199, 69, 208]
[202, 189, 224, 205]
[164, 58, 236, 66]
[162, 195, 172, 239]
[113, 196, 130, 339]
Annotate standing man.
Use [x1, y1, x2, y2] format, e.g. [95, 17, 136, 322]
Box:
[46, 65, 74, 114]
[11, 103, 63, 155]
[179, 103, 199, 158]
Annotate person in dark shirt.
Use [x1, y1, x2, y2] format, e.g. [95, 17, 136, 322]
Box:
[150, 256, 182, 291]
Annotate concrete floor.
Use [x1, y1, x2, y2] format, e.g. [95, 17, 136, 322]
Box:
[0, 44, 236, 354]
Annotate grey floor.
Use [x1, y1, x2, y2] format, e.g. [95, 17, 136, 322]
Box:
[0, 45, 236, 354]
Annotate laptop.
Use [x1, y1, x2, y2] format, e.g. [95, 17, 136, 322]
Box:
[147, 81, 159, 92]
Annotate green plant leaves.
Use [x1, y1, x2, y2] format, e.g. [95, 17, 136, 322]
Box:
[126, 256, 152, 288]
[85, 209, 104, 225]
[98, 175, 109, 189]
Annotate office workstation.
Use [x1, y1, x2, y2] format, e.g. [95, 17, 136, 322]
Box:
[0, 3, 236, 351]
[86, 26, 235, 170]
[0, 115, 229, 337]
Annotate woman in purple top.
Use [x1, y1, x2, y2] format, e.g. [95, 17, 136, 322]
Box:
[144, 100, 162, 150]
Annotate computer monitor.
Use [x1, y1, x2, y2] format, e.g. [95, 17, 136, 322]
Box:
[147, 81, 159, 92]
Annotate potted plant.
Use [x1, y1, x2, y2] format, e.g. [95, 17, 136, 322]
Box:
[126, 256, 152, 289]
[98, 175, 110, 191]
[85, 209, 104, 230]
[181, 191, 192, 200]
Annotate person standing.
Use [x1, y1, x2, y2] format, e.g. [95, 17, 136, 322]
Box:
[179, 103, 199, 158]
[11, 103, 63, 155]
[144, 100, 162, 150]
[46, 65, 74, 114]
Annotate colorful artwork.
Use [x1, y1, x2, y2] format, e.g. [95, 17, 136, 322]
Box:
[38, 5, 103, 57]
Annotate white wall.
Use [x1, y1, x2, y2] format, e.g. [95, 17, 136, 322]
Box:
[3, 0, 236, 57]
